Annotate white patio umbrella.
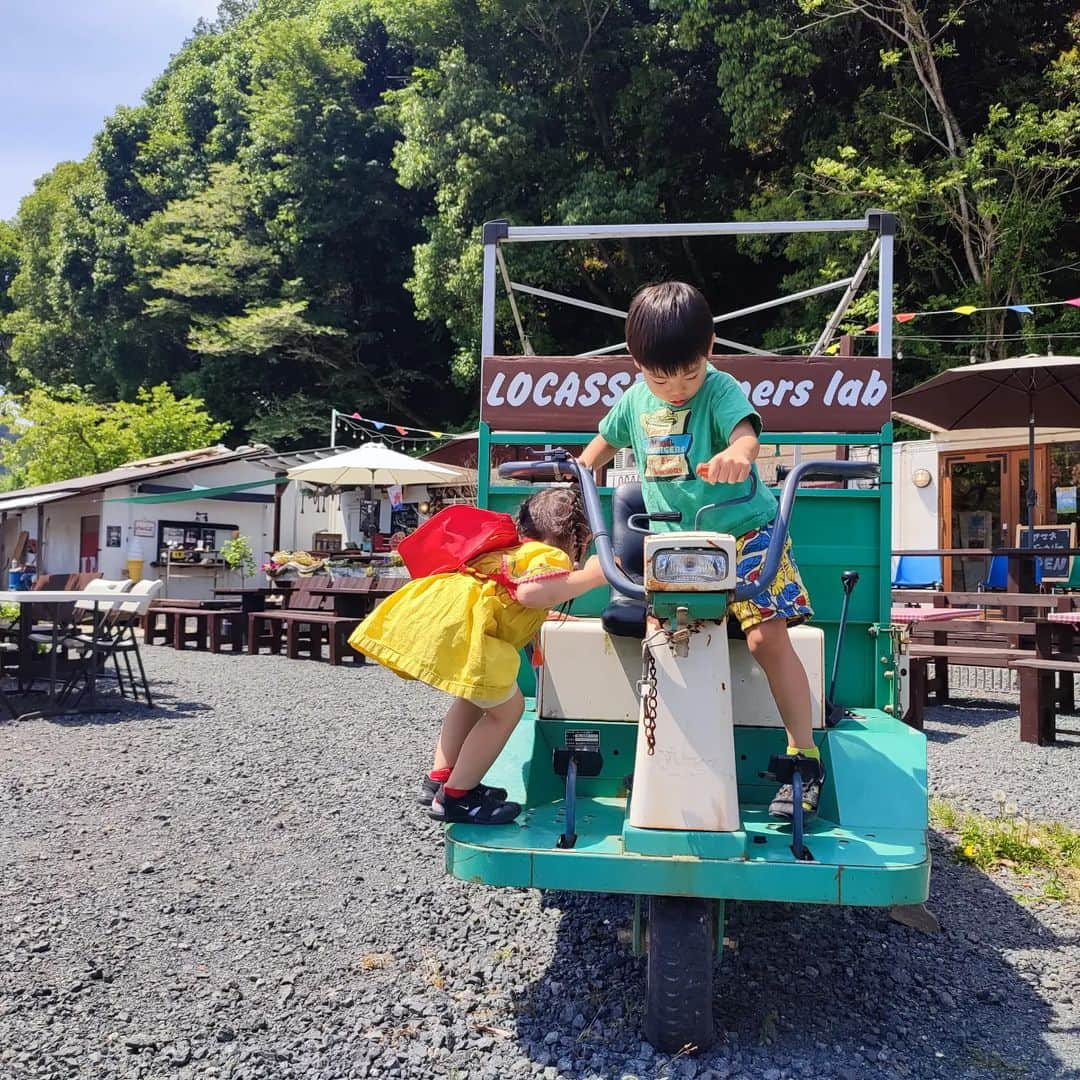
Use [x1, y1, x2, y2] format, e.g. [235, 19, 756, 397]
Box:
[285, 442, 466, 487]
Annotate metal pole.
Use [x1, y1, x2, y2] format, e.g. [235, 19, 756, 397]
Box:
[330, 409, 338, 449]
[502, 218, 872, 243]
[877, 231, 895, 359]
[481, 222, 505, 360]
[496, 248, 532, 354]
[813, 239, 880, 356]
[580, 278, 855, 357]
[1027, 389, 1037, 527]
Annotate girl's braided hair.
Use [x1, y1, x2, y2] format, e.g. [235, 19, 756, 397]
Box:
[516, 487, 591, 564]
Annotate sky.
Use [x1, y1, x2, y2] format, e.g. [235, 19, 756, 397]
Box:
[0, 0, 222, 220]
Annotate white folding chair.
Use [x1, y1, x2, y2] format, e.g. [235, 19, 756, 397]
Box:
[61, 580, 160, 706]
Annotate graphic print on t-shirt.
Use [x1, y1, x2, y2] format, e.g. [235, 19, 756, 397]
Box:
[640, 406, 693, 480]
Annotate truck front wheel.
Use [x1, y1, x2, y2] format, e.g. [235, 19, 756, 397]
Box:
[644, 895, 716, 1053]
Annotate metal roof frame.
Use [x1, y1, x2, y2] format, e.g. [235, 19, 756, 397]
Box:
[480, 212, 896, 361]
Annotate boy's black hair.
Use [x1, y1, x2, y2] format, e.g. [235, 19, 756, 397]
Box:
[625, 281, 714, 374]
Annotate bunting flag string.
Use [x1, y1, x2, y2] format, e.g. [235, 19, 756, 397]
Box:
[334, 410, 455, 442]
[862, 295, 1080, 334]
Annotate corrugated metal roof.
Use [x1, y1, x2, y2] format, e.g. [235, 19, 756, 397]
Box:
[0, 490, 78, 513]
[0, 445, 277, 507]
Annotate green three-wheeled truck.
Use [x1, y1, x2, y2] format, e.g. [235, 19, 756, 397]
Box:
[442, 214, 928, 1053]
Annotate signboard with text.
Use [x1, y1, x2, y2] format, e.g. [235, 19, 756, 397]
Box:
[1016, 524, 1076, 583]
[480, 355, 892, 433]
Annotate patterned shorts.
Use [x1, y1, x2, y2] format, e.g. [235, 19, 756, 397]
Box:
[727, 519, 814, 633]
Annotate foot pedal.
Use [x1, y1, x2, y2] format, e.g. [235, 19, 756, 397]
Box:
[761, 754, 822, 862]
[552, 731, 603, 850]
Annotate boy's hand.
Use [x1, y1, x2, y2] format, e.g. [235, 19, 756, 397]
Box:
[697, 448, 753, 485]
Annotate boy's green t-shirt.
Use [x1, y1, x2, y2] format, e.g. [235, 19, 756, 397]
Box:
[598, 368, 778, 537]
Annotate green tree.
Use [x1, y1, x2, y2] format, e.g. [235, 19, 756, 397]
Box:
[0, 221, 19, 383]
[0, 384, 229, 489]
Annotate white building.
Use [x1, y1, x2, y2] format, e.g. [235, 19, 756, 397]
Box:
[0, 446, 303, 601]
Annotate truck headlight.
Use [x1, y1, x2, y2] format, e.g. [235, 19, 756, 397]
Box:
[651, 549, 730, 586]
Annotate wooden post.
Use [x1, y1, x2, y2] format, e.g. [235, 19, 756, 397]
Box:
[272, 474, 286, 553]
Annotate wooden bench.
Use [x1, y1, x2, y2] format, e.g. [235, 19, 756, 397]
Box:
[1011, 658, 1080, 745]
[145, 599, 240, 650]
[249, 577, 372, 666]
[248, 576, 332, 658]
[897, 598, 1079, 732]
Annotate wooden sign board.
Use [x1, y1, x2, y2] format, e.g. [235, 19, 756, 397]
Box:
[481, 355, 892, 433]
[1016, 523, 1076, 583]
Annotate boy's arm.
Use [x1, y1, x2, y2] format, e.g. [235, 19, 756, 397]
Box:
[579, 435, 618, 471]
[516, 556, 606, 609]
[696, 418, 760, 484]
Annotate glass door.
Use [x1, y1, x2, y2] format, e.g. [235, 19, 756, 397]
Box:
[941, 453, 1007, 590]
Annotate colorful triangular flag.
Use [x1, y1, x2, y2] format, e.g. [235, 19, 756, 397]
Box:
[373, 421, 384, 429]
[352, 412, 362, 419]
[1008, 305, 1033, 315]
[431, 431, 444, 439]
[1067, 297, 1080, 307]
[395, 425, 408, 436]
[896, 313, 917, 323]
[952, 305, 978, 316]
[864, 322, 880, 333]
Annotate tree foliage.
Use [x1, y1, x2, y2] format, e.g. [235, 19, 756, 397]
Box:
[0, 384, 230, 489]
[0, 0, 1078, 434]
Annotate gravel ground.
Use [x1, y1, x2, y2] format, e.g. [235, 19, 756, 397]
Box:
[2, 648, 1078, 1080]
[924, 689, 1080, 825]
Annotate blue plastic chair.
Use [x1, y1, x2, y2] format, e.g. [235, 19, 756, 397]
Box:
[978, 554, 1041, 591]
[892, 555, 942, 589]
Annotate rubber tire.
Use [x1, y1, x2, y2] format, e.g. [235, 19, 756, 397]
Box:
[644, 895, 716, 1054]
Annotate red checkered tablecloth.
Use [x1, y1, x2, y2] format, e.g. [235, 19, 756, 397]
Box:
[890, 606, 983, 625]
[1046, 610, 1080, 626]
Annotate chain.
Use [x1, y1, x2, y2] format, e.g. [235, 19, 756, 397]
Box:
[640, 645, 658, 755]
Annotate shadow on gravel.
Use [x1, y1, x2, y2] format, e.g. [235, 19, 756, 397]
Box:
[509, 831, 1075, 1079]
[0, 690, 213, 728]
[925, 699, 1080, 747]
[922, 700, 1017, 744]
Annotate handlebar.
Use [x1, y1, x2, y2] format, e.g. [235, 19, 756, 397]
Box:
[497, 453, 880, 607]
[498, 452, 646, 601]
[732, 460, 879, 602]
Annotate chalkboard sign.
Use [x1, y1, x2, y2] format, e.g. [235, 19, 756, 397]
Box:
[1016, 524, 1076, 583]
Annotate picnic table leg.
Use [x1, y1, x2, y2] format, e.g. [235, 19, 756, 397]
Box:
[247, 614, 261, 655]
[905, 658, 926, 730]
[1060, 624, 1076, 713]
[286, 620, 301, 660]
[172, 613, 186, 650]
[1018, 665, 1056, 746]
[931, 629, 949, 704]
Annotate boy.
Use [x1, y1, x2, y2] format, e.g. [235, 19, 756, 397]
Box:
[578, 281, 820, 820]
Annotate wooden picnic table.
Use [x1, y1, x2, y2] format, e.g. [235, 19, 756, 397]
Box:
[308, 579, 406, 618]
[1012, 616, 1079, 744]
[0, 589, 129, 720]
[212, 586, 290, 614]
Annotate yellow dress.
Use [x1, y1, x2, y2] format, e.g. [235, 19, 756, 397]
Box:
[348, 541, 572, 703]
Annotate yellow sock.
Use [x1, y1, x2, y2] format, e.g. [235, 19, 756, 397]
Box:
[787, 745, 820, 759]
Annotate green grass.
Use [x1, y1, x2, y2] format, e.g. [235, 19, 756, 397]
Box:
[930, 798, 1080, 904]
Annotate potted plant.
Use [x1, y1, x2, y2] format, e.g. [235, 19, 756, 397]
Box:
[220, 534, 257, 587]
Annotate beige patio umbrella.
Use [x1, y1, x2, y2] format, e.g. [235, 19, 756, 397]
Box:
[285, 442, 466, 487]
[892, 355, 1080, 527]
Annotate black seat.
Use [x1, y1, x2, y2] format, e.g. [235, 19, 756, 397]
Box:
[599, 483, 747, 642]
[602, 484, 648, 638]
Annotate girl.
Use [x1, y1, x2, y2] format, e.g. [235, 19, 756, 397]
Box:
[349, 487, 606, 825]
